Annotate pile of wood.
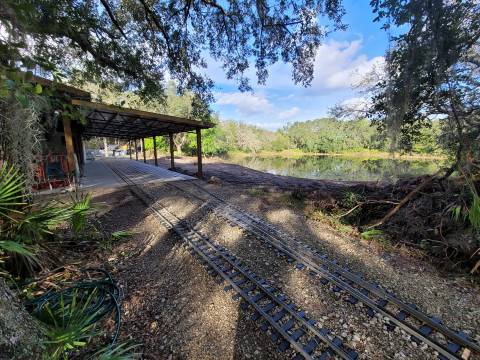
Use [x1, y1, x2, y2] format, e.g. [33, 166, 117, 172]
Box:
[314, 176, 480, 272]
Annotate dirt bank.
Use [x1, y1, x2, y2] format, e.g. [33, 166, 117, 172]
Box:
[146, 156, 479, 273]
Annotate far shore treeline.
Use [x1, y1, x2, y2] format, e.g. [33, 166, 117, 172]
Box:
[143, 117, 442, 157]
[84, 82, 443, 158]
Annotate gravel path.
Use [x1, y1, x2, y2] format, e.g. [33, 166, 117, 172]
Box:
[89, 173, 480, 359]
[92, 187, 287, 360]
[143, 181, 479, 359]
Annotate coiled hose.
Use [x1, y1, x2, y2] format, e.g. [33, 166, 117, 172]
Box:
[26, 268, 122, 346]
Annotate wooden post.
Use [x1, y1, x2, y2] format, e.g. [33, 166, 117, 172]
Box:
[196, 127, 203, 178]
[141, 138, 146, 163]
[153, 136, 158, 166]
[169, 133, 175, 169]
[129, 140, 132, 160]
[103, 137, 108, 157]
[134, 139, 138, 161]
[63, 118, 75, 172]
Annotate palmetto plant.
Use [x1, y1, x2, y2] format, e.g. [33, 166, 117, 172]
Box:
[0, 163, 94, 277]
[69, 192, 94, 236]
[34, 289, 100, 360]
[0, 163, 27, 220]
[0, 163, 39, 275]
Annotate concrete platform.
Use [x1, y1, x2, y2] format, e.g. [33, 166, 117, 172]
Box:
[80, 158, 194, 190]
[79, 159, 124, 190]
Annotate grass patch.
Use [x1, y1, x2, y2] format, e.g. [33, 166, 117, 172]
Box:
[280, 190, 307, 209]
[246, 187, 266, 197]
[360, 229, 393, 250]
[306, 208, 355, 234]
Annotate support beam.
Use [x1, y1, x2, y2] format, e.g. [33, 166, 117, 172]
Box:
[141, 138, 146, 163]
[129, 140, 132, 160]
[134, 139, 138, 161]
[63, 118, 75, 172]
[196, 127, 203, 178]
[153, 136, 158, 166]
[169, 133, 175, 170]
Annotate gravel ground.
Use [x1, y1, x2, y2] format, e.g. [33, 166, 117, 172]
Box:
[91, 187, 288, 360]
[88, 175, 479, 360]
[144, 180, 479, 359]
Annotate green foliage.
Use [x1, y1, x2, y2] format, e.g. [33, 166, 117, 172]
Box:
[0, 163, 27, 220]
[0, 240, 35, 257]
[69, 193, 94, 235]
[342, 191, 362, 209]
[468, 194, 480, 231]
[449, 205, 463, 223]
[111, 230, 136, 240]
[361, 229, 384, 240]
[92, 342, 140, 360]
[35, 289, 100, 359]
[15, 203, 71, 244]
[1, 0, 346, 111]
[143, 136, 168, 152]
[187, 117, 441, 157]
[0, 163, 97, 277]
[369, 0, 480, 172]
[284, 118, 378, 153]
[466, 179, 480, 230]
[448, 178, 480, 230]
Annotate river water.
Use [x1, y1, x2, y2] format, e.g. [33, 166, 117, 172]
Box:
[225, 155, 443, 182]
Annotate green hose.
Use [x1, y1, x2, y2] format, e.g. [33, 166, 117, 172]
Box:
[26, 268, 122, 346]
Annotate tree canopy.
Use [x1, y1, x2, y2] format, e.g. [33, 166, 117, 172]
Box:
[367, 0, 480, 174]
[1, 0, 346, 111]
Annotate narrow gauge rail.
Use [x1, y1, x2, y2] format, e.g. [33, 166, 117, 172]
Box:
[107, 162, 359, 360]
[108, 161, 479, 360]
[166, 180, 479, 360]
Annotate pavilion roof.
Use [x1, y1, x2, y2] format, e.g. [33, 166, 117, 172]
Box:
[72, 98, 214, 140]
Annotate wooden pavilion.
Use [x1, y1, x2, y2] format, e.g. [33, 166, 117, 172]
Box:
[33, 76, 213, 187]
[72, 99, 213, 177]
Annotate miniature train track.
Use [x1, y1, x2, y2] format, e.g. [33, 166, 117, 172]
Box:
[107, 161, 359, 360]
[108, 160, 479, 360]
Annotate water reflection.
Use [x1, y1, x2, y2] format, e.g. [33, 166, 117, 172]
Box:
[226, 155, 442, 182]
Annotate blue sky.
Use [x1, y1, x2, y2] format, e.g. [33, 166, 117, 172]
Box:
[206, 0, 389, 130]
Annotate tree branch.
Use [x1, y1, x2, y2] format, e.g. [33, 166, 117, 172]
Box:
[99, 0, 128, 40]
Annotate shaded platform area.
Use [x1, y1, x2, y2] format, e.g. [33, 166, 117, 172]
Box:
[80, 158, 194, 190]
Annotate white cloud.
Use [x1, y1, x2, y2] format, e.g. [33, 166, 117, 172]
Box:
[265, 39, 385, 94]
[211, 38, 385, 127]
[215, 92, 274, 116]
[340, 96, 371, 109]
[205, 38, 384, 98]
[278, 106, 300, 120]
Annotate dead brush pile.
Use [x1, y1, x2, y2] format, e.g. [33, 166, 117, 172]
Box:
[310, 176, 480, 273]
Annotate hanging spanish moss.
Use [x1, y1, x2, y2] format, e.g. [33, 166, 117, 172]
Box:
[0, 93, 45, 191]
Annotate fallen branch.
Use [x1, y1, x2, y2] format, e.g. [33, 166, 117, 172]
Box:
[367, 174, 436, 229]
[336, 200, 399, 219]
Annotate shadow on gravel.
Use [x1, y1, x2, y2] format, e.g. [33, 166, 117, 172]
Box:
[102, 186, 285, 360]
[96, 161, 479, 359]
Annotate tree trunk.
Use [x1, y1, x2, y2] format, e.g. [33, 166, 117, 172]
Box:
[0, 279, 44, 359]
[103, 137, 108, 157]
[175, 143, 182, 156]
